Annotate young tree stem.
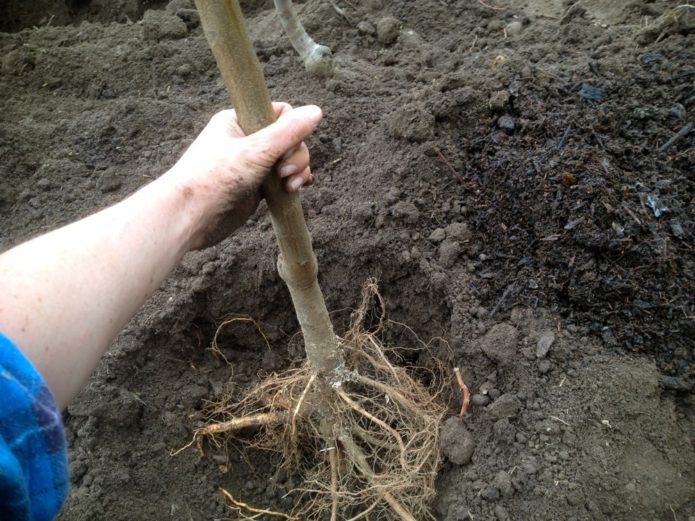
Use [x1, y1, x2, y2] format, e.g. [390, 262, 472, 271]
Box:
[194, 0, 342, 375]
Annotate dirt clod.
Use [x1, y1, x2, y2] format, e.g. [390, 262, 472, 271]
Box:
[440, 416, 476, 465]
[376, 16, 400, 44]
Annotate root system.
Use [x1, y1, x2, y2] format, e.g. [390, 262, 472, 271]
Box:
[194, 280, 447, 521]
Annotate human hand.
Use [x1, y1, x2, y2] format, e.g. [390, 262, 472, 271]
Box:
[167, 102, 322, 249]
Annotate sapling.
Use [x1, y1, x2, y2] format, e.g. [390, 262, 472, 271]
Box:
[190, 1, 445, 519]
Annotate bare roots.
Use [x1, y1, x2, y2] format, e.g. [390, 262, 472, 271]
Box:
[194, 280, 446, 520]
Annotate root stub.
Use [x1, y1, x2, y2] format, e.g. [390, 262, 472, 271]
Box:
[193, 281, 447, 520]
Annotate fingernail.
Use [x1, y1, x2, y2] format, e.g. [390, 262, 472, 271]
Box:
[290, 177, 303, 192]
[280, 164, 298, 177]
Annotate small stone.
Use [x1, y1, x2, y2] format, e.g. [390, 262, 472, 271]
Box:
[376, 16, 400, 44]
[439, 239, 462, 268]
[493, 471, 513, 497]
[471, 394, 490, 406]
[489, 90, 510, 112]
[497, 114, 516, 132]
[445, 221, 472, 242]
[440, 417, 476, 465]
[505, 20, 523, 36]
[429, 228, 446, 242]
[357, 20, 376, 36]
[488, 394, 522, 419]
[536, 331, 555, 358]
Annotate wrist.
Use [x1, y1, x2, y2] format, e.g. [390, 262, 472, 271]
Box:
[141, 170, 211, 253]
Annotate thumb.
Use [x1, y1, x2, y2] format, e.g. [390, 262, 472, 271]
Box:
[244, 105, 323, 167]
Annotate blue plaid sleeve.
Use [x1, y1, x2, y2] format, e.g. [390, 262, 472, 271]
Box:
[0, 332, 68, 521]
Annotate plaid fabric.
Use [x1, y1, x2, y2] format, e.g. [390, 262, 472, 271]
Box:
[0, 332, 68, 521]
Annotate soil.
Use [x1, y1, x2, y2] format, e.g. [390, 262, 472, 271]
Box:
[1, 0, 694, 520]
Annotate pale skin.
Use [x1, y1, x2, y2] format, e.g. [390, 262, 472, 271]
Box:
[0, 102, 323, 409]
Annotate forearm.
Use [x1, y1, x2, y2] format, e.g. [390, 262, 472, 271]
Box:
[0, 172, 196, 408]
[0, 104, 321, 409]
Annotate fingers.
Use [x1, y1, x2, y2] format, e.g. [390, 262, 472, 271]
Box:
[244, 105, 323, 168]
[278, 142, 310, 177]
[272, 102, 293, 118]
[285, 167, 315, 193]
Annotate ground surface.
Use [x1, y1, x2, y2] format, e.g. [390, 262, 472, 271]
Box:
[1, 0, 694, 520]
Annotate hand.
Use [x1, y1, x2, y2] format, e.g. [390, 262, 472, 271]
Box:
[166, 102, 323, 249]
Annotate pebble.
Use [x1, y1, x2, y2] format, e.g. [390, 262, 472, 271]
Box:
[536, 331, 555, 358]
[488, 394, 522, 419]
[376, 16, 400, 45]
[471, 394, 490, 406]
[429, 227, 446, 242]
[505, 20, 523, 36]
[497, 114, 516, 132]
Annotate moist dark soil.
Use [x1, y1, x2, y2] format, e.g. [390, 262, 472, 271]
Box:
[1, 0, 694, 520]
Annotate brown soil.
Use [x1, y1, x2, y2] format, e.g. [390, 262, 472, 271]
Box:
[1, 0, 693, 520]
